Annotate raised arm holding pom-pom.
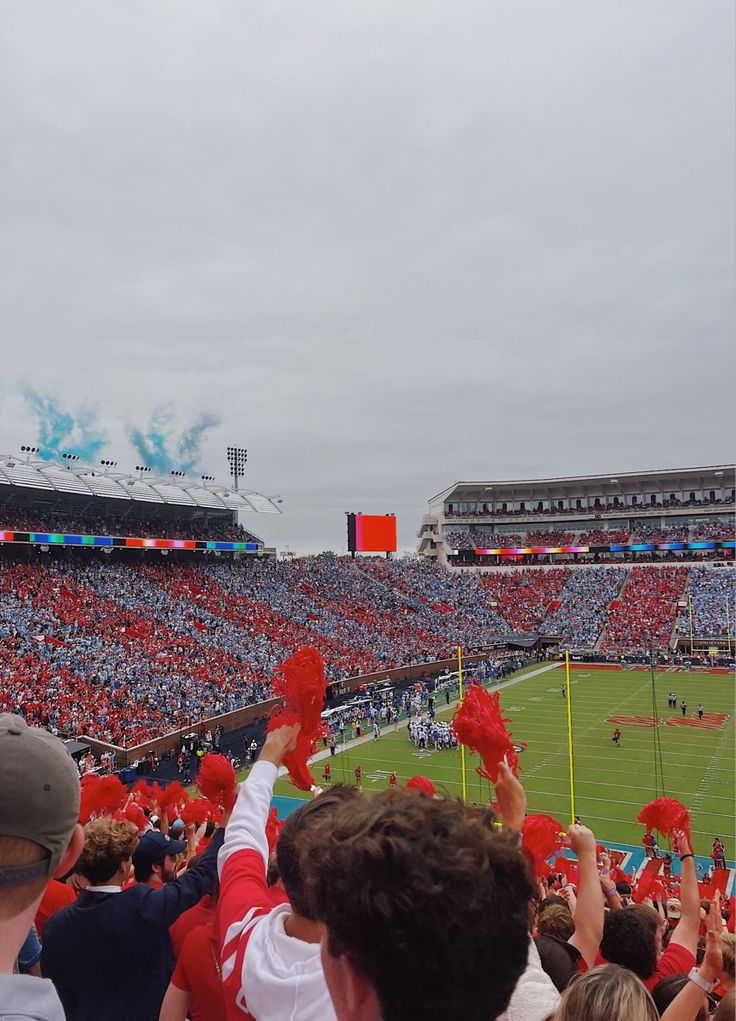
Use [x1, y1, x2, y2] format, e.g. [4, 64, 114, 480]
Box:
[567, 824, 604, 968]
[670, 828, 700, 957]
[495, 758, 527, 832]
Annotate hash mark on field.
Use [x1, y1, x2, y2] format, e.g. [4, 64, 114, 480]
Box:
[690, 720, 734, 815]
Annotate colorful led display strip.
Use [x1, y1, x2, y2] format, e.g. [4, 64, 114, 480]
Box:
[0, 530, 259, 552]
[466, 541, 735, 556]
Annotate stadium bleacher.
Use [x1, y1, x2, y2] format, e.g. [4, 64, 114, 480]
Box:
[3, 550, 732, 747]
[598, 566, 689, 655]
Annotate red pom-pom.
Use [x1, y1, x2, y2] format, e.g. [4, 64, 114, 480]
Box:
[522, 814, 565, 877]
[405, 775, 436, 797]
[553, 855, 579, 887]
[633, 857, 661, 903]
[451, 685, 518, 784]
[130, 779, 156, 809]
[181, 798, 213, 827]
[265, 807, 285, 854]
[196, 754, 238, 811]
[155, 781, 189, 818]
[637, 797, 691, 844]
[123, 803, 147, 832]
[267, 648, 327, 791]
[79, 775, 127, 824]
[79, 775, 100, 824]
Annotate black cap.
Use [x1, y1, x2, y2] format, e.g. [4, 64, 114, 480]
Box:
[132, 831, 187, 871]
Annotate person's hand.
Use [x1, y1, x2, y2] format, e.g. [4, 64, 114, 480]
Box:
[700, 893, 724, 982]
[673, 828, 693, 858]
[559, 884, 577, 916]
[567, 824, 597, 859]
[260, 724, 301, 767]
[494, 759, 527, 831]
[599, 851, 611, 875]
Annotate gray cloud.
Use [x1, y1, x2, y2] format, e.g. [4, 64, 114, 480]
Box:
[1, 0, 733, 552]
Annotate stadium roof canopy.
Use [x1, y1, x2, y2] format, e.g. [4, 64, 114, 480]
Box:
[430, 465, 735, 505]
[0, 454, 282, 515]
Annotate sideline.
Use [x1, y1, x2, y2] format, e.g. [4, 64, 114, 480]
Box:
[272, 660, 560, 779]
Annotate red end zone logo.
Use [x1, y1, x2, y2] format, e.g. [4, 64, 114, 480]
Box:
[666, 713, 729, 730]
[607, 716, 659, 728]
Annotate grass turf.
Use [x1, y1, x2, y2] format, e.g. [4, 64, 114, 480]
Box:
[266, 664, 735, 857]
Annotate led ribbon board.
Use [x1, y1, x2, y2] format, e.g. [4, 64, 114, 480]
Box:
[0, 531, 259, 552]
[466, 541, 735, 556]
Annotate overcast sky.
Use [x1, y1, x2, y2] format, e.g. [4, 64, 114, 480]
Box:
[1, 1, 733, 553]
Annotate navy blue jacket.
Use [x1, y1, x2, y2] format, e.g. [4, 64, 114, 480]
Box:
[41, 829, 224, 1021]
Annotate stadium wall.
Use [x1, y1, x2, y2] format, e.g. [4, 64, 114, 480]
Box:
[85, 653, 492, 765]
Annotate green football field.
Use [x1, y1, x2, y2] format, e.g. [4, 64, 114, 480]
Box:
[265, 664, 735, 857]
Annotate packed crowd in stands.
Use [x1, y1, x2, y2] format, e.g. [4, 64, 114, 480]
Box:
[690, 520, 736, 541]
[0, 508, 260, 544]
[675, 567, 736, 642]
[633, 524, 692, 544]
[541, 567, 625, 647]
[446, 523, 733, 551]
[3, 711, 734, 1021]
[482, 569, 571, 631]
[599, 567, 689, 655]
[1, 553, 734, 747]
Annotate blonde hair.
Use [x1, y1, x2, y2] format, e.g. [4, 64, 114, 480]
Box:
[555, 964, 659, 1021]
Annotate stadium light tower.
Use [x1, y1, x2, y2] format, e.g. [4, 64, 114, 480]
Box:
[226, 446, 248, 492]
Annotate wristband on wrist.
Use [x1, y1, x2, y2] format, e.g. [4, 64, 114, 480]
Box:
[680, 852, 694, 861]
[687, 968, 716, 993]
[604, 887, 617, 898]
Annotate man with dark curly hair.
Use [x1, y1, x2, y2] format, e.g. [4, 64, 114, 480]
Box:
[303, 782, 537, 1021]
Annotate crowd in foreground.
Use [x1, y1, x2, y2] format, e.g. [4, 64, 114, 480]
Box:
[2, 711, 734, 1021]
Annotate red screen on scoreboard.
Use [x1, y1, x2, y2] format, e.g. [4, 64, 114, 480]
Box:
[348, 514, 397, 553]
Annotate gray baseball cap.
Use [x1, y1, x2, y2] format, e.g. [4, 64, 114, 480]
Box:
[0, 713, 81, 886]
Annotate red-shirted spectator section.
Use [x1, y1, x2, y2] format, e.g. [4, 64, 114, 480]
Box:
[599, 566, 688, 654]
[481, 568, 571, 631]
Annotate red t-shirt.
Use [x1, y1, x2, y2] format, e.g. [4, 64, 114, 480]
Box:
[172, 922, 226, 1021]
[170, 894, 215, 958]
[35, 879, 76, 939]
[583, 942, 696, 992]
[643, 942, 696, 992]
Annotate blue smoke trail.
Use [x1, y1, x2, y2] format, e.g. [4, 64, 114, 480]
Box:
[127, 406, 220, 474]
[127, 405, 175, 473]
[176, 411, 221, 472]
[24, 391, 106, 462]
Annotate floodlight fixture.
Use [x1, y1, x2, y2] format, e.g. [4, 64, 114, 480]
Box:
[201, 474, 215, 482]
[135, 465, 153, 473]
[170, 470, 186, 478]
[226, 445, 248, 491]
[100, 459, 118, 470]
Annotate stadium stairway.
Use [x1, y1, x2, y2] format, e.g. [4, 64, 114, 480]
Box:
[594, 570, 629, 652]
